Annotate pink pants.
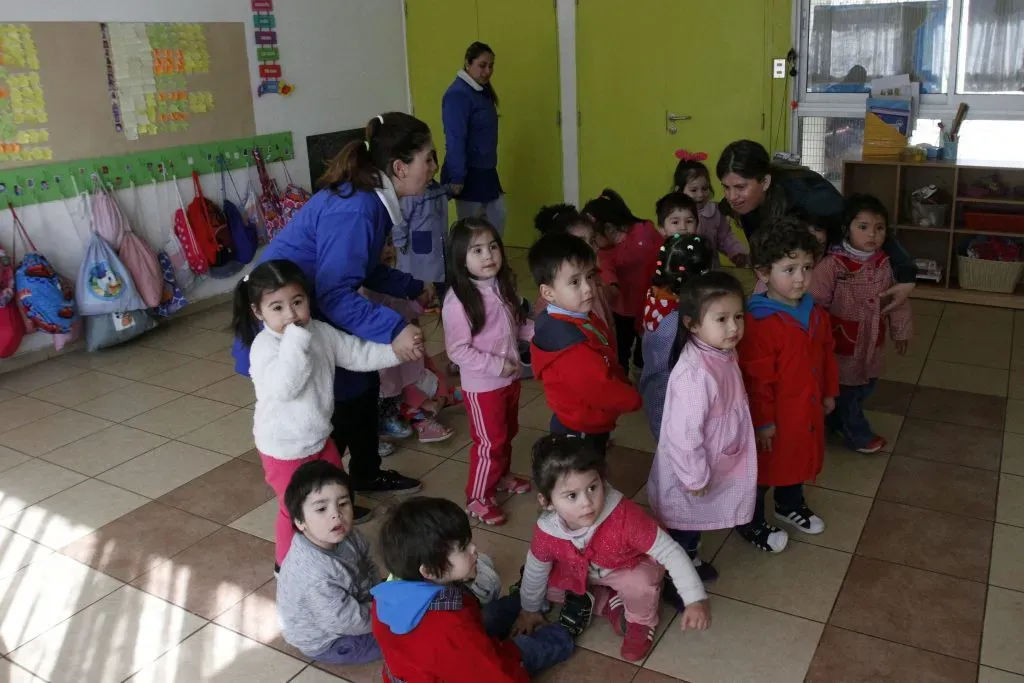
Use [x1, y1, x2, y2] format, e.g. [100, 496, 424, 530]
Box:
[464, 381, 520, 502]
[548, 557, 665, 628]
[260, 439, 344, 566]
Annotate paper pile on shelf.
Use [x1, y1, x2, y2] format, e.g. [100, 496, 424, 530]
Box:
[915, 258, 942, 282]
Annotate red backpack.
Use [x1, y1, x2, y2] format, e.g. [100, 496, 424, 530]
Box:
[171, 177, 209, 276]
[186, 171, 233, 267]
[0, 243, 25, 358]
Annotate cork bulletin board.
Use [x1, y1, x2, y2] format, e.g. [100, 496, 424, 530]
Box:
[0, 21, 256, 170]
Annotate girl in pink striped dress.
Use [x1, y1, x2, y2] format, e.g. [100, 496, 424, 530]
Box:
[646, 271, 757, 585]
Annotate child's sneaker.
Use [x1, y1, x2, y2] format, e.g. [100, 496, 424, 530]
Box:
[508, 564, 525, 596]
[692, 556, 719, 583]
[380, 415, 412, 440]
[775, 503, 826, 535]
[737, 520, 789, 552]
[855, 436, 887, 454]
[466, 498, 506, 526]
[413, 417, 454, 444]
[604, 592, 627, 636]
[497, 474, 531, 495]
[378, 441, 396, 458]
[621, 621, 655, 661]
[558, 591, 594, 637]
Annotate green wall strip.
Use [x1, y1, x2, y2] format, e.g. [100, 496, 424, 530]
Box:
[0, 131, 294, 208]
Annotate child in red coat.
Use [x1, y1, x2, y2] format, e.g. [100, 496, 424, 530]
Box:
[737, 217, 839, 553]
[371, 497, 573, 682]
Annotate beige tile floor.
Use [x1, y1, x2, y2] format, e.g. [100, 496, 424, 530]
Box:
[1, 272, 1023, 682]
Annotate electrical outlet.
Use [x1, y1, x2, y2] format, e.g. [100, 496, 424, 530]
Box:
[773, 59, 787, 79]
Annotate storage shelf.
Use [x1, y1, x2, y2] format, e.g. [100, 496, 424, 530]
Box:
[894, 224, 950, 233]
[955, 228, 1024, 239]
[912, 281, 1024, 310]
[956, 196, 1024, 207]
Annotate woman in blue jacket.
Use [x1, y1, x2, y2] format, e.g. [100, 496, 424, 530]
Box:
[442, 41, 505, 236]
[232, 112, 436, 518]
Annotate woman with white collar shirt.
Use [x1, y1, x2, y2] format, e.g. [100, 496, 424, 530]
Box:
[442, 41, 505, 236]
[231, 113, 435, 517]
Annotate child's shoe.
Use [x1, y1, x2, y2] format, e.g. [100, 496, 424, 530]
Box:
[413, 417, 454, 444]
[737, 520, 789, 553]
[497, 474, 532, 494]
[691, 556, 719, 583]
[380, 415, 413, 440]
[558, 591, 594, 637]
[604, 592, 626, 636]
[774, 503, 826, 535]
[621, 621, 655, 661]
[855, 436, 887, 454]
[378, 441, 396, 458]
[466, 498, 507, 526]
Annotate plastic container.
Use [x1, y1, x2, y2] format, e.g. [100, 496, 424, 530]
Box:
[963, 211, 1024, 234]
[957, 254, 1024, 293]
[911, 202, 949, 228]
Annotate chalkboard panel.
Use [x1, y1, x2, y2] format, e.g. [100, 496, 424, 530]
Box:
[305, 128, 363, 190]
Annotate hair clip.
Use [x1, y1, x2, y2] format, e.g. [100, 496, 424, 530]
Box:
[656, 260, 662, 266]
[363, 139, 370, 151]
[377, 114, 384, 125]
[243, 274, 250, 282]
[674, 149, 709, 162]
[678, 265, 686, 272]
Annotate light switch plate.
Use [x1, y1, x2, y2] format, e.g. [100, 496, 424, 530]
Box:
[773, 58, 787, 79]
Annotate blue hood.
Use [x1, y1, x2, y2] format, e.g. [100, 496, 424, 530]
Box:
[370, 579, 445, 635]
[747, 292, 814, 330]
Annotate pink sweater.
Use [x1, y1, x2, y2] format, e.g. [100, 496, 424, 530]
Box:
[647, 338, 757, 531]
[442, 279, 534, 393]
[698, 203, 747, 267]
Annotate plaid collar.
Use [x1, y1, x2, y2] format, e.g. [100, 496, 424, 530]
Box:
[428, 585, 466, 612]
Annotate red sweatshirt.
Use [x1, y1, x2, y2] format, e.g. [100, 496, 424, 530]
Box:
[531, 309, 642, 434]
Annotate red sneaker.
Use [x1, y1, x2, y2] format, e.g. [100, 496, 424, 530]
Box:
[620, 621, 655, 661]
[604, 592, 626, 636]
[856, 436, 887, 454]
[497, 474, 532, 495]
[466, 499, 506, 526]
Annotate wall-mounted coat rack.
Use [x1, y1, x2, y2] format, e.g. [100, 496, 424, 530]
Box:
[0, 131, 294, 208]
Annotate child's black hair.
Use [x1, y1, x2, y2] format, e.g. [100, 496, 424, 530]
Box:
[651, 234, 714, 294]
[748, 216, 823, 271]
[527, 232, 597, 287]
[445, 217, 524, 336]
[672, 159, 714, 196]
[670, 271, 746, 365]
[582, 188, 642, 236]
[531, 434, 607, 503]
[842, 194, 889, 239]
[534, 203, 593, 235]
[379, 496, 473, 581]
[655, 191, 699, 227]
[231, 259, 310, 347]
[284, 460, 352, 531]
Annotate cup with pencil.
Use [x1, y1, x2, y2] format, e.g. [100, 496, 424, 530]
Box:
[940, 103, 969, 161]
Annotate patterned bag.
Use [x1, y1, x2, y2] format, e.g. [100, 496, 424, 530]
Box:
[253, 147, 286, 241]
[171, 177, 209, 276]
[279, 160, 311, 225]
[155, 251, 188, 317]
[10, 205, 79, 335]
[76, 231, 147, 316]
[0, 242, 25, 358]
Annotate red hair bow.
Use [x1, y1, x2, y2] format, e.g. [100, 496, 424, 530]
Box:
[674, 149, 708, 162]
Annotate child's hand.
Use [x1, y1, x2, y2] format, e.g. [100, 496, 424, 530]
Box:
[755, 425, 775, 452]
[511, 610, 547, 636]
[731, 253, 749, 268]
[416, 282, 437, 308]
[393, 325, 425, 362]
[823, 397, 836, 415]
[689, 484, 710, 497]
[894, 339, 909, 356]
[680, 600, 711, 631]
[501, 358, 520, 377]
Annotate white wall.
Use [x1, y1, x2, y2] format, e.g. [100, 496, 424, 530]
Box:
[0, 0, 409, 358]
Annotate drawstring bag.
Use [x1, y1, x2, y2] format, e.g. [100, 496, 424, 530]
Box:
[254, 147, 287, 241]
[76, 230, 147, 315]
[0, 242, 25, 358]
[171, 176, 209, 276]
[90, 181, 130, 249]
[117, 183, 164, 308]
[10, 204, 79, 335]
[242, 169, 267, 244]
[85, 308, 156, 351]
[279, 160, 311, 224]
[155, 251, 187, 317]
[220, 157, 258, 264]
[187, 171, 233, 265]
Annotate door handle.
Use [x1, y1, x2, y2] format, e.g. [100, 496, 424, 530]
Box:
[666, 112, 691, 134]
[667, 113, 692, 121]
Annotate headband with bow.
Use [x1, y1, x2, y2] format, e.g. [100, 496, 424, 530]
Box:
[674, 149, 708, 162]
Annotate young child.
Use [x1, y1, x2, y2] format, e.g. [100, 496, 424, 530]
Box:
[639, 234, 714, 438]
[533, 203, 616, 335]
[371, 496, 574, 682]
[276, 461, 382, 664]
[443, 217, 534, 526]
[672, 154, 749, 268]
[394, 161, 449, 286]
[529, 232, 642, 457]
[233, 259, 403, 571]
[647, 272, 757, 585]
[582, 188, 662, 373]
[513, 435, 710, 662]
[737, 218, 839, 552]
[811, 194, 912, 454]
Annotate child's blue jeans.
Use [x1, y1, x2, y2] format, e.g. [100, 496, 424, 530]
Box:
[827, 380, 878, 450]
[482, 594, 574, 675]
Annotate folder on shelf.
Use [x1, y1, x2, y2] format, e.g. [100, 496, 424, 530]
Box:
[863, 97, 911, 159]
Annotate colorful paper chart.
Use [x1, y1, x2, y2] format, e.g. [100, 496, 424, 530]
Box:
[252, 0, 291, 96]
[0, 24, 53, 162]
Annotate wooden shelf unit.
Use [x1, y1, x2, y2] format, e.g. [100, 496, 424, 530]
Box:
[842, 159, 1024, 309]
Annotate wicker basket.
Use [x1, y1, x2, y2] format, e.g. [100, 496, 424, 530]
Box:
[957, 255, 1024, 293]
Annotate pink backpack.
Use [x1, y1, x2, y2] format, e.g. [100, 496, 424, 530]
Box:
[119, 227, 163, 309]
[0, 243, 25, 358]
[90, 183, 129, 249]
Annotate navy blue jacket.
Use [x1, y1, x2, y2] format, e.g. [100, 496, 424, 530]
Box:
[232, 183, 424, 400]
[441, 73, 501, 203]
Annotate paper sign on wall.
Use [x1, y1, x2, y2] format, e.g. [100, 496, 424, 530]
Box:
[252, 0, 292, 96]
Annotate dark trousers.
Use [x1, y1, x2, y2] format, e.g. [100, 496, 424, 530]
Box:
[827, 379, 878, 449]
[330, 375, 382, 483]
[613, 313, 643, 372]
[550, 414, 610, 458]
[667, 529, 702, 559]
[738, 483, 805, 530]
[482, 594, 575, 676]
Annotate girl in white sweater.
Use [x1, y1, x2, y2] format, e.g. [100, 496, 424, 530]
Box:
[232, 259, 402, 570]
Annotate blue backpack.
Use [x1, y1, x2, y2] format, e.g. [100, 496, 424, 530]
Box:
[221, 158, 258, 264]
[10, 205, 78, 335]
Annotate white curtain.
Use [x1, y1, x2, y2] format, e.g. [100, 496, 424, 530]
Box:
[961, 0, 1024, 92]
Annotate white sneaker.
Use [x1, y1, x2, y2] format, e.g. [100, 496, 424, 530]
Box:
[774, 505, 826, 535]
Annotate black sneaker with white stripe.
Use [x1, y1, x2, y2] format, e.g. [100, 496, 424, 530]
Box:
[774, 503, 826, 535]
[558, 591, 594, 637]
[737, 520, 789, 553]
